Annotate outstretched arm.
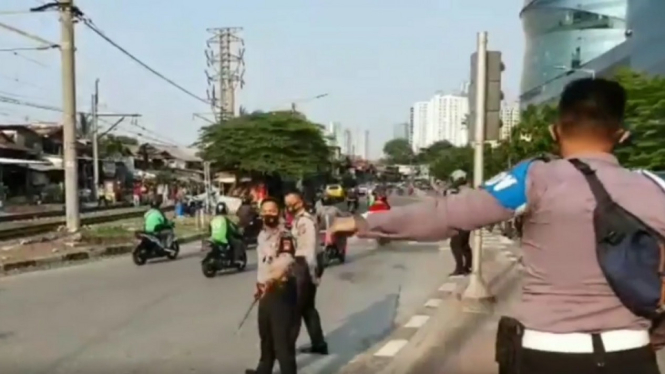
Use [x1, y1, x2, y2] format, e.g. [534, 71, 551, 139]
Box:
[356, 189, 512, 241]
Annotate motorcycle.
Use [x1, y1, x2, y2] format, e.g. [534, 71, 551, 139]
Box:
[361, 211, 391, 247]
[200, 238, 248, 278]
[132, 230, 180, 265]
[319, 231, 345, 267]
[242, 216, 262, 246]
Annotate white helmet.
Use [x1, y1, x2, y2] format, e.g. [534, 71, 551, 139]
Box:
[450, 169, 467, 182]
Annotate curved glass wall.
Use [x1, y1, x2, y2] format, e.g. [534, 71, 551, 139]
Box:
[520, 0, 627, 95]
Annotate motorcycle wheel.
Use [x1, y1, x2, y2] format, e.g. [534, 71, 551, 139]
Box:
[201, 258, 217, 278]
[166, 241, 180, 260]
[235, 250, 248, 271]
[132, 249, 148, 266]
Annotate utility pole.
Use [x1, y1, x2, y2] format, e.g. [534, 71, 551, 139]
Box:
[90, 80, 141, 200]
[91, 79, 99, 200]
[205, 27, 245, 122]
[59, 0, 80, 232]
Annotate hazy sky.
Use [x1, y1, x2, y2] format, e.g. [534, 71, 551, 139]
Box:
[0, 0, 524, 158]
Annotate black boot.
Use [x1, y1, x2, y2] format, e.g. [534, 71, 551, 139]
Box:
[298, 343, 329, 355]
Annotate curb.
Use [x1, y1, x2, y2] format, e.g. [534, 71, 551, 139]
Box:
[338, 233, 521, 374]
[0, 233, 207, 276]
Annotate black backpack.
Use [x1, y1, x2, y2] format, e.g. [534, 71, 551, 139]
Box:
[570, 159, 665, 319]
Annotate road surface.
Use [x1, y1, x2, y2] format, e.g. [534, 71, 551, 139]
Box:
[0, 196, 456, 374]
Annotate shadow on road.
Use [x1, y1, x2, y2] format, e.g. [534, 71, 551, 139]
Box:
[296, 293, 400, 374]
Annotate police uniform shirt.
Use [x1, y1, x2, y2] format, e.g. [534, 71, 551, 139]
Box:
[291, 211, 319, 280]
[256, 226, 286, 284]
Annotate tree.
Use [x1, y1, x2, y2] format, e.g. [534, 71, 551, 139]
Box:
[613, 69, 665, 170]
[198, 111, 332, 178]
[416, 140, 454, 163]
[382, 138, 413, 164]
[99, 134, 139, 157]
[429, 146, 473, 181]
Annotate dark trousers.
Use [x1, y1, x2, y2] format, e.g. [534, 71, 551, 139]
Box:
[255, 278, 298, 374]
[512, 346, 660, 374]
[450, 230, 472, 272]
[293, 257, 327, 348]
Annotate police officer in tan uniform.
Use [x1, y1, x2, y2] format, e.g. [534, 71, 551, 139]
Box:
[285, 191, 328, 355]
[247, 198, 298, 374]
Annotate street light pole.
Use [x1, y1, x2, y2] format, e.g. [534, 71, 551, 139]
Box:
[462, 31, 495, 313]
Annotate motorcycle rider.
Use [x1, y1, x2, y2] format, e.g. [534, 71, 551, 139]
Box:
[208, 202, 244, 262]
[316, 195, 347, 258]
[368, 193, 390, 212]
[345, 186, 359, 213]
[444, 169, 472, 277]
[237, 195, 257, 228]
[143, 197, 174, 249]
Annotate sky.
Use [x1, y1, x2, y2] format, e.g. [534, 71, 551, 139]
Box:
[0, 0, 525, 159]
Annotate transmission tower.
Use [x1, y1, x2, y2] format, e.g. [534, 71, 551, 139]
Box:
[205, 27, 245, 122]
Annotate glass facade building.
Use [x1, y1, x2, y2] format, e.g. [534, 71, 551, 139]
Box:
[520, 0, 665, 107]
[520, 0, 627, 95]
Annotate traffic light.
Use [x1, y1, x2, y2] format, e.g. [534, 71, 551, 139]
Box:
[468, 51, 504, 142]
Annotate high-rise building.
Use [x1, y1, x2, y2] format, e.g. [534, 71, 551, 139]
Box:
[408, 108, 414, 147]
[411, 101, 429, 153]
[327, 121, 342, 145]
[392, 123, 409, 140]
[362, 130, 369, 160]
[500, 101, 520, 140]
[341, 128, 353, 156]
[427, 94, 469, 147]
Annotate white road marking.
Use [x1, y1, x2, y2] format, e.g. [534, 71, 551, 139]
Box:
[374, 339, 409, 357]
[404, 315, 430, 328]
[424, 298, 442, 308]
[439, 283, 457, 292]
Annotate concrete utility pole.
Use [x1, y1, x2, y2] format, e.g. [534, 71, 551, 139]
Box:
[91, 79, 99, 200]
[59, 0, 80, 232]
[462, 31, 495, 312]
[205, 27, 245, 122]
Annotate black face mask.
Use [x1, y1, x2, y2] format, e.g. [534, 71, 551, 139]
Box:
[263, 215, 279, 227]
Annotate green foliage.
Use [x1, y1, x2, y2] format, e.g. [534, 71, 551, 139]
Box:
[416, 140, 454, 163]
[99, 134, 139, 157]
[198, 111, 332, 178]
[422, 68, 665, 179]
[382, 138, 413, 164]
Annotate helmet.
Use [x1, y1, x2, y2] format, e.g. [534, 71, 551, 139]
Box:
[149, 197, 162, 209]
[450, 169, 467, 183]
[215, 202, 228, 215]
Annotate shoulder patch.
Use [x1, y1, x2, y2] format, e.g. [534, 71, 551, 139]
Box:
[482, 159, 535, 215]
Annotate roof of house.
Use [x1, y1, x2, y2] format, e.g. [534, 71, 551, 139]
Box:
[146, 144, 201, 162]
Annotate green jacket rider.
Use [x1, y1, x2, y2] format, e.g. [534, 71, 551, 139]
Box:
[144, 199, 171, 233]
[209, 202, 238, 245]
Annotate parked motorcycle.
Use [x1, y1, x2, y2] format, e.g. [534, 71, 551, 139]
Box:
[201, 239, 248, 278]
[132, 230, 180, 265]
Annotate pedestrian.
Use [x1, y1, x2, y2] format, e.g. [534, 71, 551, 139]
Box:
[284, 191, 328, 355]
[444, 170, 472, 277]
[246, 199, 298, 374]
[327, 78, 665, 374]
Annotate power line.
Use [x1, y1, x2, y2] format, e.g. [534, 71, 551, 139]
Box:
[80, 18, 212, 107]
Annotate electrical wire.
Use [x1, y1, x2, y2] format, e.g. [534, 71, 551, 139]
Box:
[80, 18, 213, 107]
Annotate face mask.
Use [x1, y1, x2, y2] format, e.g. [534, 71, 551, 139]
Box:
[263, 215, 279, 227]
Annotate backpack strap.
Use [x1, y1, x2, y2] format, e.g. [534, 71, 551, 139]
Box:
[568, 159, 614, 204]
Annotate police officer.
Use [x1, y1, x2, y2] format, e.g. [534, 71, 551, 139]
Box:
[247, 198, 298, 374]
[444, 170, 472, 277]
[285, 191, 328, 355]
[328, 78, 665, 374]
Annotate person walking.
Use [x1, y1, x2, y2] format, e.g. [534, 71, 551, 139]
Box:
[328, 78, 665, 374]
[285, 191, 328, 355]
[246, 198, 299, 374]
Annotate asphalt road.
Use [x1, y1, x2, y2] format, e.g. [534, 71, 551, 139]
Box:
[0, 196, 454, 374]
